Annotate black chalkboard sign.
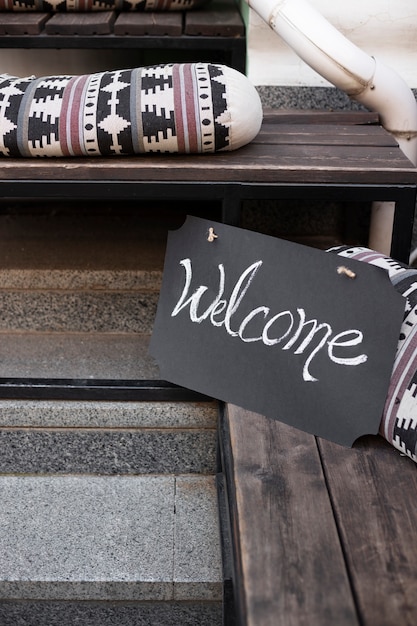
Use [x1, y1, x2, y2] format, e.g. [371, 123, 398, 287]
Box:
[150, 216, 405, 446]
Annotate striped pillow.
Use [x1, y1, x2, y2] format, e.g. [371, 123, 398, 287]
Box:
[0, 0, 210, 11]
[0, 63, 262, 157]
[329, 246, 417, 462]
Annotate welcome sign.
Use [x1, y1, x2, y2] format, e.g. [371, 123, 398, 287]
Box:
[150, 216, 405, 446]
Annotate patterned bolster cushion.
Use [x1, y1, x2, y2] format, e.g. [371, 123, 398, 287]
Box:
[329, 246, 417, 463]
[0, 0, 211, 11]
[0, 63, 263, 158]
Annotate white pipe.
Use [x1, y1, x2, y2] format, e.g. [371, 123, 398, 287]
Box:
[246, 0, 417, 258]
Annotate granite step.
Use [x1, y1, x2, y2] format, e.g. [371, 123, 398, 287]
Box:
[0, 400, 218, 475]
[0, 330, 217, 474]
[0, 330, 159, 379]
[0, 474, 223, 625]
[0, 206, 224, 624]
[0, 273, 160, 334]
[0, 203, 167, 334]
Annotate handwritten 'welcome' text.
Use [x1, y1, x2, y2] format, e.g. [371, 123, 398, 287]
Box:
[171, 258, 368, 382]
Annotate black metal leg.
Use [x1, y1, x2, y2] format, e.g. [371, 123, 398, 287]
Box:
[229, 40, 247, 75]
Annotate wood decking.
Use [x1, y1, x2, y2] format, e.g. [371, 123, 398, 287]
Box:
[219, 403, 417, 626]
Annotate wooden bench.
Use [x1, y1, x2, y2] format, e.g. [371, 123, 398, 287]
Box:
[218, 403, 417, 626]
[0, 0, 246, 72]
[0, 109, 415, 260]
[0, 108, 416, 400]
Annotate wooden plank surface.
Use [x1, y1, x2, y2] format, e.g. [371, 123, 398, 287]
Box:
[221, 405, 358, 626]
[0, 13, 49, 35]
[114, 12, 182, 36]
[319, 435, 417, 626]
[262, 109, 380, 126]
[45, 12, 116, 35]
[185, 0, 244, 36]
[255, 123, 399, 147]
[0, 113, 415, 184]
[0, 142, 414, 184]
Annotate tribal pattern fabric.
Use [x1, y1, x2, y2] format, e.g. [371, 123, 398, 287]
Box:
[329, 245, 417, 463]
[0, 63, 262, 157]
[0, 0, 210, 11]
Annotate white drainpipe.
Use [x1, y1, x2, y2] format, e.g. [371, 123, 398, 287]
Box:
[246, 0, 417, 260]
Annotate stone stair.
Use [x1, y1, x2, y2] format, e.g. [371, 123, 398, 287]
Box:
[0, 203, 223, 625]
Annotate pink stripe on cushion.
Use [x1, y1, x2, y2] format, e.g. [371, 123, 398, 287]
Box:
[59, 75, 89, 156]
[183, 64, 199, 153]
[172, 64, 199, 154]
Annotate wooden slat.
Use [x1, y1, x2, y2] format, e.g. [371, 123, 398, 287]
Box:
[262, 109, 380, 126]
[114, 12, 182, 36]
[44, 12, 116, 36]
[255, 123, 399, 147]
[0, 13, 49, 35]
[221, 405, 358, 626]
[185, 0, 244, 36]
[0, 141, 415, 185]
[319, 436, 417, 626]
[0, 116, 415, 185]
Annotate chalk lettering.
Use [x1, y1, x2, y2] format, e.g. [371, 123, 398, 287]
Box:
[262, 311, 294, 346]
[327, 330, 368, 366]
[171, 258, 368, 382]
[282, 308, 333, 382]
[223, 261, 263, 337]
[171, 258, 225, 323]
[238, 306, 270, 343]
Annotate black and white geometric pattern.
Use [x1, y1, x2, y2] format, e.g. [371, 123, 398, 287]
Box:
[0, 63, 263, 157]
[329, 245, 417, 463]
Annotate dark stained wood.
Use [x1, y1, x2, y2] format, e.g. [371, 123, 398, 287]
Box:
[0, 140, 414, 185]
[262, 109, 380, 125]
[318, 435, 417, 626]
[1, 111, 414, 185]
[114, 12, 182, 36]
[221, 405, 358, 626]
[0, 13, 49, 35]
[0, 110, 415, 262]
[255, 123, 399, 147]
[185, 0, 244, 36]
[44, 12, 116, 36]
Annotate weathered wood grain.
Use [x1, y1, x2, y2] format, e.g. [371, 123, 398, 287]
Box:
[261, 110, 380, 126]
[185, 0, 244, 36]
[1, 112, 414, 185]
[221, 405, 358, 626]
[0, 13, 49, 35]
[0, 142, 413, 184]
[44, 12, 116, 36]
[319, 435, 417, 626]
[114, 13, 182, 36]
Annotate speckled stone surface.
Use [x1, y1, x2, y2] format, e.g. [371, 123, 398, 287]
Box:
[0, 332, 159, 378]
[257, 85, 369, 111]
[0, 429, 217, 474]
[0, 268, 162, 291]
[174, 476, 223, 601]
[0, 399, 218, 428]
[0, 291, 158, 333]
[0, 475, 222, 602]
[0, 602, 222, 626]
